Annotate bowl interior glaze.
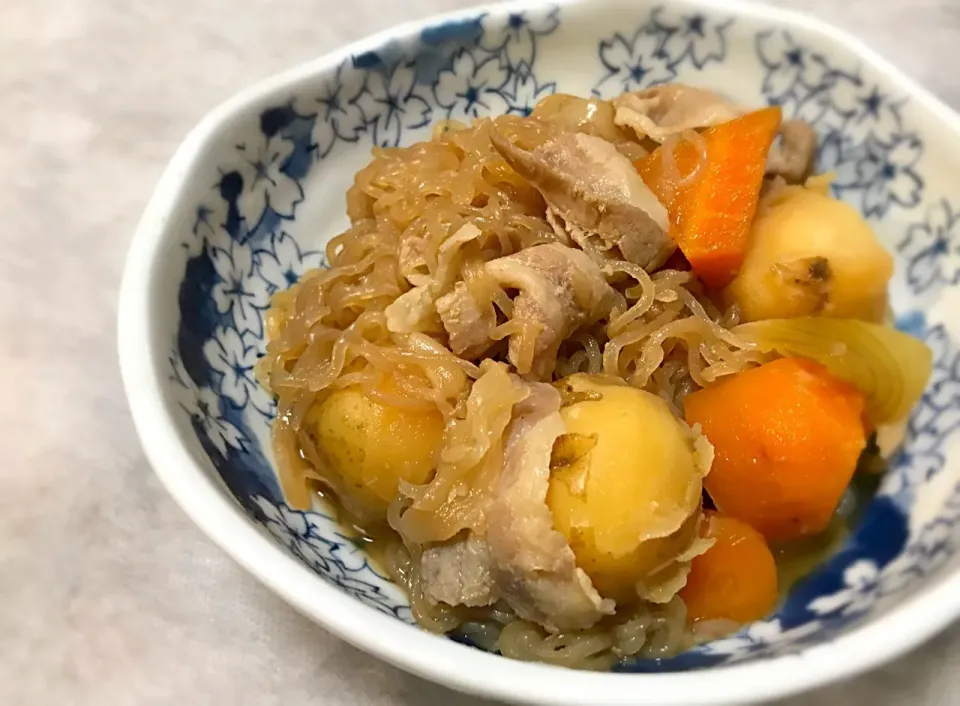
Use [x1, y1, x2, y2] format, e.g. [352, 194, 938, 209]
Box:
[153, 0, 960, 676]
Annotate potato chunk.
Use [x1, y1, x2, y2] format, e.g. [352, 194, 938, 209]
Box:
[726, 186, 893, 322]
[306, 387, 445, 522]
[546, 374, 708, 604]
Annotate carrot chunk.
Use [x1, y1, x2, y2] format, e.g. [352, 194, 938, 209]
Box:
[683, 357, 866, 541]
[679, 512, 778, 623]
[635, 107, 782, 289]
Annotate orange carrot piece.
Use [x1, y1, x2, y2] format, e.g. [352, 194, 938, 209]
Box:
[635, 107, 782, 289]
[679, 512, 778, 623]
[683, 357, 866, 542]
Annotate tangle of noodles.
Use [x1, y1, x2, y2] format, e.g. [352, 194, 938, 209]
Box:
[256, 94, 761, 667]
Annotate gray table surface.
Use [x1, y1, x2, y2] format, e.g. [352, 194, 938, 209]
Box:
[5, 1, 960, 704]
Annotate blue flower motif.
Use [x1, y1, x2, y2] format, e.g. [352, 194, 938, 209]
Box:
[754, 30, 925, 217]
[808, 559, 880, 617]
[898, 200, 960, 295]
[434, 48, 510, 119]
[872, 491, 960, 600]
[654, 12, 731, 70]
[595, 28, 675, 96]
[168, 7, 960, 657]
[926, 324, 957, 387]
[872, 484, 960, 600]
[258, 498, 338, 575]
[775, 87, 838, 129]
[202, 325, 273, 415]
[210, 241, 271, 337]
[255, 231, 322, 294]
[312, 61, 367, 156]
[844, 86, 906, 147]
[480, 8, 559, 69]
[193, 201, 224, 239]
[253, 231, 322, 294]
[904, 324, 960, 419]
[187, 198, 233, 257]
[170, 353, 246, 455]
[699, 619, 820, 662]
[882, 322, 960, 497]
[356, 61, 432, 147]
[908, 522, 955, 574]
[842, 135, 923, 217]
[253, 496, 412, 620]
[234, 136, 304, 230]
[801, 487, 960, 623]
[816, 130, 850, 179]
[900, 424, 947, 482]
[502, 63, 556, 116]
[591, 10, 729, 98]
[903, 497, 960, 579]
[756, 31, 831, 103]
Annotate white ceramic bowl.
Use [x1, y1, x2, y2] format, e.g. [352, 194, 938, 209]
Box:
[118, 1, 960, 703]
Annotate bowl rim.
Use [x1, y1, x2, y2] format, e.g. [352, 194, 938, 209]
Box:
[118, 0, 960, 703]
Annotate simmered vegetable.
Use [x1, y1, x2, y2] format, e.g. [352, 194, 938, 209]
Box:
[255, 80, 935, 667]
[725, 185, 894, 322]
[547, 374, 710, 604]
[679, 512, 778, 622]
[684, 358, 867, 541]
[734, 317, 933, 425]
[305, 386, 445, 522]
[635, 107, 782, 289]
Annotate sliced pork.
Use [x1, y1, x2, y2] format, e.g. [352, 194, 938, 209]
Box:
[485, 383, 615, 631]
[766, 119, 818, 184]
[420, 532, 497, 608]
[435, 281, 498, 357]
[490, 131, 673, 271]
[384, 284, 437, 333]
[613, 84, 740, 142]
[388, 223, 486, 337]
[435, 243, 616, 376]
[486, 243, 615, 377]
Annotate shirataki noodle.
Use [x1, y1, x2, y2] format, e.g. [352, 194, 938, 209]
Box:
[256, 101, 761, 666]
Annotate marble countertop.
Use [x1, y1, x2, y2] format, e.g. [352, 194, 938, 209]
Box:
[5, 0, 960, 704]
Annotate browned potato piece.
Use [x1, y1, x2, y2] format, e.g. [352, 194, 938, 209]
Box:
[306, 387, 445, 522]
[726, 186, 893, 323]
[547, 374, 709, 604]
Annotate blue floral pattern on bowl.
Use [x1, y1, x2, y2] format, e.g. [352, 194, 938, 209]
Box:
[592, 8, 732, 95]
[755, 30, 924, 219]
[163, 2, 960, 670]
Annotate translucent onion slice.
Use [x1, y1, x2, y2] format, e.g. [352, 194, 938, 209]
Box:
[733, 317, 933, 424]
